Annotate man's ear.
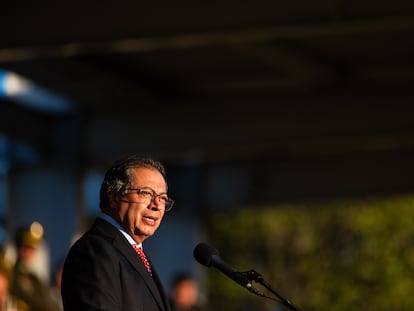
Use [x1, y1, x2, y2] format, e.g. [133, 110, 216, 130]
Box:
[108, 191, 119, 209]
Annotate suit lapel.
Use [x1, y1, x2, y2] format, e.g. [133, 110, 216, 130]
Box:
[92, 219, 167, 310]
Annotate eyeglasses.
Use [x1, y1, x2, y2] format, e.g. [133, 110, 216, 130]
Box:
[125, 188, 174, 211]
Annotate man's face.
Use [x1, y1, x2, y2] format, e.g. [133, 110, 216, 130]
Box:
[111, 167, 167, 244]
[172, 279, 199, 310]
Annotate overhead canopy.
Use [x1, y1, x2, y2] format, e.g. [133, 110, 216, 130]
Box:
[1, 0, 414, 203]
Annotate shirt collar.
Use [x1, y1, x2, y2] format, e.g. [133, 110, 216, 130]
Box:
[99, 213, 142, 248]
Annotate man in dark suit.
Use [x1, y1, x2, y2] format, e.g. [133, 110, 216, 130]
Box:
[61, 155, 174, 311]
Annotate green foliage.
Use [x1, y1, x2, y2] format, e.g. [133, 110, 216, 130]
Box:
[203, 195, 414, 311]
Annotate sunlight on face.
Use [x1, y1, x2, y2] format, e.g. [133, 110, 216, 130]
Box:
[116, 167, 167, 244]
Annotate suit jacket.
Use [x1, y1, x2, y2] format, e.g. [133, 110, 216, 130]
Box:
[61, 218, 171, 311]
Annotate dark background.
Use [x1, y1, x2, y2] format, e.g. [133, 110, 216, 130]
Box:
[0, 0, 414, 291]
[1, 1, 414, 203]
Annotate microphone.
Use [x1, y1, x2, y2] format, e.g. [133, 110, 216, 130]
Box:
[193, 242, 251, 289]
[193, 242, 302, 311]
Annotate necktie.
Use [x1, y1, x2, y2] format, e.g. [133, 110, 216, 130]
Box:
[132, 244, 152, 276]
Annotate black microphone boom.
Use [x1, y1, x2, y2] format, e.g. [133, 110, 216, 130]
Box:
[193, 242, 302, 311]
[193, 242, 251, 288]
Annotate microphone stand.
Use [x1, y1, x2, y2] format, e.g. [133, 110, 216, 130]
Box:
[241, 269, 301, 311]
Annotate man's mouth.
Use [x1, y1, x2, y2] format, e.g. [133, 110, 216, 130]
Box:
[142, 215, 157, 225]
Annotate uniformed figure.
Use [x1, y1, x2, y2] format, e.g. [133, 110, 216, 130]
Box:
[9, 222, 56, 311]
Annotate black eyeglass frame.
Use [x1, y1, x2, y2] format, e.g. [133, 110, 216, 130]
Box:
[125, 188, 174, 211]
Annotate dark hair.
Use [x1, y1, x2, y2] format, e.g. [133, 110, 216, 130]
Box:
[99, 155, 167, 210]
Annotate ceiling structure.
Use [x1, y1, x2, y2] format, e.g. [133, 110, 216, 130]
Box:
[1, 0, 414, 205]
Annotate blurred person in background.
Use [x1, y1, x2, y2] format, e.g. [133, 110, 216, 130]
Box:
[0, 225, 19, 311]
[10, 222, 56, 311]
[49, 259, 64, 311]
[0, 252, 19, 311]
[61, 155, 174, 311]
[169, 273, 206, 311]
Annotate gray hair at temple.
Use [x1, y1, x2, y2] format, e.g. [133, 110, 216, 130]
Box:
[99, 155, 168, 210]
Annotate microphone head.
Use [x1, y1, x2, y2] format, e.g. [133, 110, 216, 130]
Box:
[193, 242, 219, 267]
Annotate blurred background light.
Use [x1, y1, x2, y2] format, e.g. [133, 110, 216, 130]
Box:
[0, 69, 74, 114]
